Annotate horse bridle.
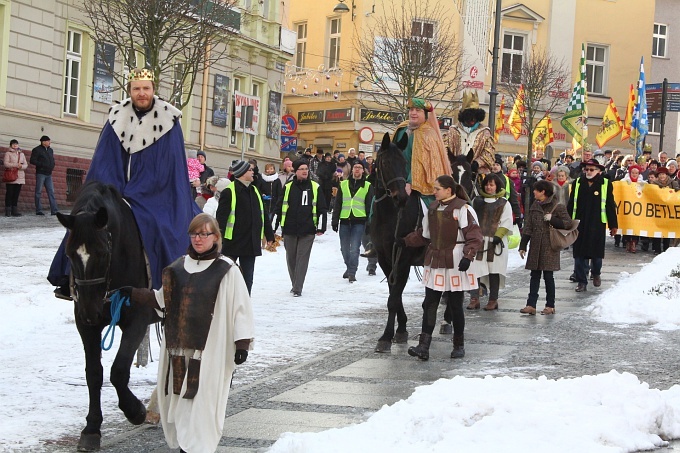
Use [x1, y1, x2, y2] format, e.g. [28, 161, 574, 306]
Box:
[71, 231, 113, 303]
[374, 156, 406, 203]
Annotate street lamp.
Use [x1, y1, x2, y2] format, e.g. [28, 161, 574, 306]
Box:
[333, 0, 356, 20]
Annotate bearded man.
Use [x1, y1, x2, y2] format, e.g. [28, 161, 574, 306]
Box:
[393, 98, 451, 206]
[49, 68, 200, 298]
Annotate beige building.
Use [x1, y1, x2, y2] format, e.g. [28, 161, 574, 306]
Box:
[0, 0, 291, 209]
[285, 0, 655, 160]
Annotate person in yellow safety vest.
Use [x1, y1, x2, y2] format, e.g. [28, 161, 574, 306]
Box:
[567, 158, 618, 293]
[331, 161, 375, 283]
[216, 160, 274, 295]
[275, 159, 328, 297]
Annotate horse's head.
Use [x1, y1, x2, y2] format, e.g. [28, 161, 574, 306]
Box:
[450, 149, 476, 201]
[58, 208, 112, 326]
[376, 132, 409, 206]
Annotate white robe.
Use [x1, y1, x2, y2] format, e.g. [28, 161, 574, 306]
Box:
[153, 255, 254, 453]
[421, 203, 482, 292]
[476, 197, 514, 290]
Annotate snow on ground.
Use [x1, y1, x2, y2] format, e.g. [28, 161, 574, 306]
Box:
[269, 371, 680, 453]
[3, 222, 679, 452]
[588, 247, 680, 330]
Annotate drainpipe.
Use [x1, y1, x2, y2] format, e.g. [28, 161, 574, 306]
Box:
[199, 44, 211, 150]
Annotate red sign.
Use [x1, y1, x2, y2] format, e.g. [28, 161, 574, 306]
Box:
[463, 80, 484, 89]
[469, 66, 478, 79]
[281, 114, 297, 136]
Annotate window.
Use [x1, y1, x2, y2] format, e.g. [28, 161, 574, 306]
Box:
[586, 44, 608, 95]
[328, 18, 341, 69]
[171, 62, 185, 109]
[63, 30, 82, 115]
[411, 20, 435, 74]
[649, 116, 661, 134]
[653, 23, 667, 58]
[501, 33, 524, 84]
[295, 23, 307, 70]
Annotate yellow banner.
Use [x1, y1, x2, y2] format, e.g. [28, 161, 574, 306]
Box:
[613, 181, 680, 238]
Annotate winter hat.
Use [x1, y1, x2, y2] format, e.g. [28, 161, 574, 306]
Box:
[205, 175, 219, 188]
[215, 178, 231, 192]
[324, 152, 332, 158]
[532, 161, 545, 171]
[186, 149, 198, 159]
[628, 164, 642, 174]
[40, 135, 50, 142]
[292, 159, 308, 171]
[338, 153, 345, 159]
[231, 160, 250, 178]
[667, 159, 678, 168]
[656, 166, 669, 175]
[197, 150, 207, 159]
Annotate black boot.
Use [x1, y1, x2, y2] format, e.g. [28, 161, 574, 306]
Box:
[11, 206, 22, 217]
[451, 334, 465, 358]
[408, 333, 432, 360]
[5, 207, 10, 217]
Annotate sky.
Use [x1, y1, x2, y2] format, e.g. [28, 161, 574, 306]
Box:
[1, 224, 679, 452]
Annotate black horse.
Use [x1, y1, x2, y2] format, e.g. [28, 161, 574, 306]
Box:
[56, 181, 159, 452]
[449, 150, 476, 201]
[372, 133, 426, 353]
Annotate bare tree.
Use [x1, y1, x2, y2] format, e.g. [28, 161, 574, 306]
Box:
[502, 50, 571, 162]
[352, 0, 467, 119]
[81, 0, 242, 109]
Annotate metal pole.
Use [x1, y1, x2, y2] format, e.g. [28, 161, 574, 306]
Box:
[487, 0, 503, 130]
[660, 77, 668, 153]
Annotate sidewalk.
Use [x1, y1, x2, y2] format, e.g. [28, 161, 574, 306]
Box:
[28, 216, 676, 452]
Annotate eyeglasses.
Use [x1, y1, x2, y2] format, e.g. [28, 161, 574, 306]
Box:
[584, 168, 600, 172]
[188, 232, 214, 239]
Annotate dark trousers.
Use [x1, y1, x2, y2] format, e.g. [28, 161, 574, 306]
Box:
[362, 231, 377, 273]
[652, 238, 670, 254]
[230, 255, 256, 295]
[527, 270, 555, 308]
[574, 257, 601, 286]
[422, 288, 464, 336]
[5, 183, 22, 207]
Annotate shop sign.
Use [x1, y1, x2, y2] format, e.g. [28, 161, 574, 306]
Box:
[325, 108, 354, 122]
[359, 108, 404, 124]
[298, 110, 324, 124]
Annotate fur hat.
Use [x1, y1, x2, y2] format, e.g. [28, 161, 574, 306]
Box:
[231, 160, 250, 178]
[667, 159, 678, 168]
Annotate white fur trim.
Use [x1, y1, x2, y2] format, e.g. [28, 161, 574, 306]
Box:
[107, 96, 182, 154]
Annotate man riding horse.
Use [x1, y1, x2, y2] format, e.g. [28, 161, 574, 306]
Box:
[448, 90, 496, 183]
[394, 97, 452, 207]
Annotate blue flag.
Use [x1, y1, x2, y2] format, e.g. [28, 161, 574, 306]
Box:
[629, 57, 648, 159]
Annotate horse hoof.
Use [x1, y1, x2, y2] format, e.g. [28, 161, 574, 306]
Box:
[374, 340, 392, 353]
[439, 323, 453, 335]
[127, 401, 147, 425]
[77, 432, 101, 452]
[392, 331, 409, 344]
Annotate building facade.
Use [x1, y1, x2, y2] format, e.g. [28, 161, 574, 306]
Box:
[284, 0, 656, 160]
[0, 0, 291, 211]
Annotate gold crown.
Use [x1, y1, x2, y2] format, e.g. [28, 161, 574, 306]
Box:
[128, 68, 154, 82]
[461, 91, 480, 110]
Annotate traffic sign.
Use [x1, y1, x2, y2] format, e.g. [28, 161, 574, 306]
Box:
[281, 114, 297, 136]
[281, 136, 297, 152]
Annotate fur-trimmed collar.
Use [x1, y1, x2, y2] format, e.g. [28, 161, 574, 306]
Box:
[107, 96, 182, 154]
[262, 173, 279, 183]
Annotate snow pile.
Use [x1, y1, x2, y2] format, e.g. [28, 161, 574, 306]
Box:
[268, 371, 680, 453]
[587, 247, 680, 330]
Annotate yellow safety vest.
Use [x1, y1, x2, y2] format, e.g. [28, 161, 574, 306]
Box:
[224, 184, 264, 240]
[339, 179, 371, 219]
[572, 178, 608, 224]
[281, 180, 319, 227]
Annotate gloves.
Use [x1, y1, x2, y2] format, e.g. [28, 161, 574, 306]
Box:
[458, 257, 471, 272]
[332, 224, 338, 232]
[492, 236, 502, 246]
[234, 349, 248, 365]
[543, 213, 552, 221]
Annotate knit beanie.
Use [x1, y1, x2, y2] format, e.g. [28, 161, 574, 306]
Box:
[231, 160, 250, 178]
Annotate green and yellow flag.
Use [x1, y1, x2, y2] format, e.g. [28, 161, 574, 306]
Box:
[561, 44, 588, 147]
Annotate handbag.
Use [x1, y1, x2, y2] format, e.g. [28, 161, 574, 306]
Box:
[2, 167, 18, 183]
[547, 204, 580, 251]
